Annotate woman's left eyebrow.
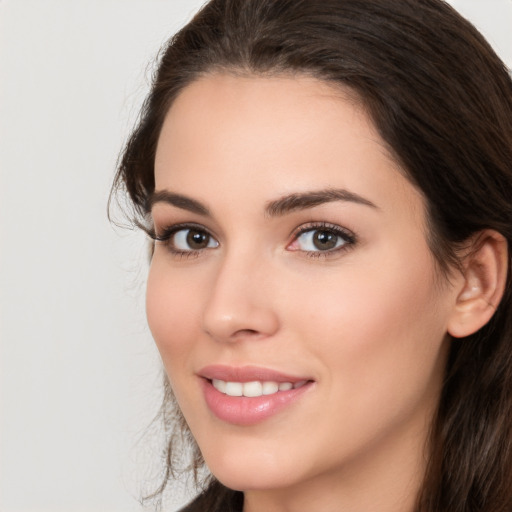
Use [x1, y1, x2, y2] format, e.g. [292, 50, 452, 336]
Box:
[265, 188, 378, 217]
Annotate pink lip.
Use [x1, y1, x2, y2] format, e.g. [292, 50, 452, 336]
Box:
[199, 364, 311, 383]
[198, 365, 314, 426]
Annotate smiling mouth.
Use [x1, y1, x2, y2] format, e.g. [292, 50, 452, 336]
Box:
[198, 365, 315, 424]
[210, 379, 309, 397]
[201, 375, 314, 425]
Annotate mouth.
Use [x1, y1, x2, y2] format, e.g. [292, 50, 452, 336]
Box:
[210, 378, 309, 397]
[198, 365, 315, 425]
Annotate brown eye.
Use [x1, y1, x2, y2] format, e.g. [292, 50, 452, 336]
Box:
[312, 230, 338, 250]
[292, 226, 352, 253]
[186, 229, 211, 249]
[172, 228, 219, 251]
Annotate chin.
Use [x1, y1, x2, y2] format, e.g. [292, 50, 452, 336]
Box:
[213, 469, 300, 493]
[202, 445, 305, 492]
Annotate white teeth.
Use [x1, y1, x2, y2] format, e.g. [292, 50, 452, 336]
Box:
[242, 381, 263, 397]
[262, 381, 279, 395]
[212, 379, 306, 397]
[212, 379, 226, 393]
[225, 382, 243, 396]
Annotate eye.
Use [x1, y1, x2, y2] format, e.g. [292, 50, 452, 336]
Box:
[173, 228, 218, 251]
[152, 224, 219, 255]
[288, 223, 355, 255]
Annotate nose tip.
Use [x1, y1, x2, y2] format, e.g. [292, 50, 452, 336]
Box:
[201, 262, 280, 343]
[202, 288, 280, 342]
[203, 310, 279, 343]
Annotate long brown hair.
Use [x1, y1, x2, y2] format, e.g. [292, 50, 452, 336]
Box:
[112, 1, 512, 510]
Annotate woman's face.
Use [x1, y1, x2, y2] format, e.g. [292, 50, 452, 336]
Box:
[148, 74, 458, 503]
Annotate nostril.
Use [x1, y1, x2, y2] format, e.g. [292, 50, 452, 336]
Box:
[231, 328, 263, 340]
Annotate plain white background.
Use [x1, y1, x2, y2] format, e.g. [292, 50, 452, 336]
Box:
[1, 1, 511, 511]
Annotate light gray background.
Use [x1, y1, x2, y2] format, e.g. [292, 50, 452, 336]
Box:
[1, 1, 511, 511]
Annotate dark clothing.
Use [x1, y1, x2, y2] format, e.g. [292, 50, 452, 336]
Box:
[178, 484, 243, 512]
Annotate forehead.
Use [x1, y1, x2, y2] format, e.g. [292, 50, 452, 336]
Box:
[154, 73, 423, 220]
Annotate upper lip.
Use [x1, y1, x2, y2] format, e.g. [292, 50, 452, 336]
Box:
[198, 365, 312, 383]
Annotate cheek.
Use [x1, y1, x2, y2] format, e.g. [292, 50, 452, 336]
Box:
[146, 259, 203, 365]
[280, 254, 449, 469]
[294, 245, 449, 399]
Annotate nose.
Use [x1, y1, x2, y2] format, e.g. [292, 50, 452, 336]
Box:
[201, 250, 280, 343]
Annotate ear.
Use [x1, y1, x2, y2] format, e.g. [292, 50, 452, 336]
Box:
[447, 230, 508, 339]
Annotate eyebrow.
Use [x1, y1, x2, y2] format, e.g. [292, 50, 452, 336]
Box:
[265, 188, 378, 217]
[146, 190, 210, 216]
[147, 187, 377, 217]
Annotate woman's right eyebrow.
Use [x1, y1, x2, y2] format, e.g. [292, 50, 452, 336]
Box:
[146, 190, 210, 216]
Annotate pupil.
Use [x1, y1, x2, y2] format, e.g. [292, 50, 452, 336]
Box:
[313, 230, 337, 250]
[187, 230, 208, 249]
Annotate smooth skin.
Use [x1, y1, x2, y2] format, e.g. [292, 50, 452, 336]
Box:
[147, 74, 507, 512]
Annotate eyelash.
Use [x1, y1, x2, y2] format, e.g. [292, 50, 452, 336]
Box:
[290, 222, 357, 258]
[151, 223, 215, 259]
[151, 221, 357, 259]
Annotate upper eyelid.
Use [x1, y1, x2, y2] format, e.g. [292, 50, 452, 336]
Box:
[152, 222, 215, 239]
[150, 208, 224, 231]
[291, 221, 356, 239]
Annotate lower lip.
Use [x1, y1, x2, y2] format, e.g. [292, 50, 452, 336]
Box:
[202, 379, 313, 426]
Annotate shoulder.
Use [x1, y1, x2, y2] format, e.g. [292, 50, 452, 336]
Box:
[176, 485, 243, 512]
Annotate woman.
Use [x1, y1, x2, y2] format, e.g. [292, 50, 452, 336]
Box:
[112, 0, 512, 510]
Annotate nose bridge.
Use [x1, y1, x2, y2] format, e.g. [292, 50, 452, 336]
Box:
[202, 245, 279, 342]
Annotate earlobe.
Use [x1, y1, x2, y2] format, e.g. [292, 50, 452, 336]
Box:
[447, 230, 508, 339]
